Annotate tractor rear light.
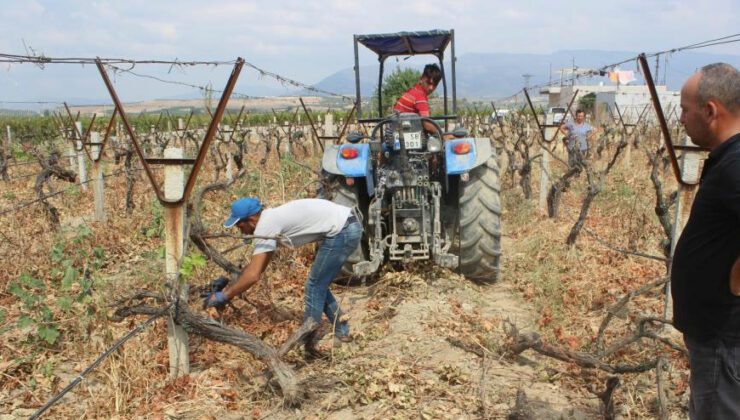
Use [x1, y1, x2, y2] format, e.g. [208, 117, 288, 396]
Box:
[452, 142, 471, 155]
[341, 147, 359, 159]
[346, 177, 355, 186]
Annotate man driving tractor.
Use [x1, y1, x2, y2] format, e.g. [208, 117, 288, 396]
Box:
[393, 63, 446, 138]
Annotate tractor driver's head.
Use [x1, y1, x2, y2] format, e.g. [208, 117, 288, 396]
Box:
[420, 64, 443, 95]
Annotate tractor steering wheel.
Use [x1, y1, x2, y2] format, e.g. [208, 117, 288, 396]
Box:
[420, 117, 444, 139]
[369, 115, 445, 143]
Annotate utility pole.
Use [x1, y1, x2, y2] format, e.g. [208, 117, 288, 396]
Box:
[522, 73, 533, 90]
[571, 57, 576, 86]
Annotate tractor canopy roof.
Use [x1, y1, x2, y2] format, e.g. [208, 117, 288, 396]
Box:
[356, 30, 452, 60]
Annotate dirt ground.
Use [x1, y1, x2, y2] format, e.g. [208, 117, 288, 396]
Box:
[0, 128, 687, 419]
[294, 261, 600, 420]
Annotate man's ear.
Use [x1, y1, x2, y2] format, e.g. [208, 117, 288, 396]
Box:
[705, 100, 719, 120]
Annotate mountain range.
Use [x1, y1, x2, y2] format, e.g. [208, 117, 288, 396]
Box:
[312, 49, 740, 99]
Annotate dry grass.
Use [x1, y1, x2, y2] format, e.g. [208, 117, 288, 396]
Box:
[0, 126, 690, 419]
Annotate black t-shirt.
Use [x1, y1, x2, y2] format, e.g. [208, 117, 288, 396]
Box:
[671, 133, 740, 341]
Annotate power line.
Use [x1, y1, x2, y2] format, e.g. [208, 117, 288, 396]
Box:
[681, 38, 740, 51]
[671, 33, 740, 51]
[106, 62, 352, 101]
[0, 51, 353, 101]
[0, 53, 235, 66]
[105, 64, 263, 100]
[239, 61, 353, 100]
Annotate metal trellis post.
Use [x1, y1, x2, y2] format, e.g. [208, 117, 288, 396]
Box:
[96, 57, 245, 378]
[637, 53, 707, 319]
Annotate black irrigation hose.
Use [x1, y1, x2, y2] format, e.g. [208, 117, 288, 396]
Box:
[29, 306, 170, 420]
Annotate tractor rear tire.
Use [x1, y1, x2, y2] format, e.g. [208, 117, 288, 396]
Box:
[457, 157, 502, 283]
[317, 173, 369, 282]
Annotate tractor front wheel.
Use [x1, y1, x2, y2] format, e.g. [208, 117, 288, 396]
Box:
[457, 157, 502, 283]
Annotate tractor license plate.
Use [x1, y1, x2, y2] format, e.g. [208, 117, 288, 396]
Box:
[401, 132, 422, 150]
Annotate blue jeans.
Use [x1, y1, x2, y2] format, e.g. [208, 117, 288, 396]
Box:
[684, 334, 740, 419]
[304, 220, 362, 338]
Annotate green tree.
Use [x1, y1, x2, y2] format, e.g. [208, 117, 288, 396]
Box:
[371, 67, 421, 117]
[578, 92, 596, 114]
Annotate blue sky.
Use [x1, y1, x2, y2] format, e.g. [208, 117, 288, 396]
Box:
[1, 0, 738, 105]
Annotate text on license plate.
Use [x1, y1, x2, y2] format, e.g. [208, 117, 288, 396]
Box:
[401, 132, 422, 149]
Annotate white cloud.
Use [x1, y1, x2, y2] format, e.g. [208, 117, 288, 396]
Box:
[195, 2, 259, 19]
[139, 21, 179, 41]
[0, 0, 738, 102]
[5, 0, 44, 18]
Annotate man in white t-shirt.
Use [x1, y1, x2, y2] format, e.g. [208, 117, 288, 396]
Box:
[203, 197, 362, 354]
[560, 109, 596, 167]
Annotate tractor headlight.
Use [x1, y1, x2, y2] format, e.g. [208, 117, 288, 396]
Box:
[427, 137, 442, 153]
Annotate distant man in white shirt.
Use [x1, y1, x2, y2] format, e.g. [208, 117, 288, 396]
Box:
[560, 109, 596, 167]
[203, 197, 362, 354]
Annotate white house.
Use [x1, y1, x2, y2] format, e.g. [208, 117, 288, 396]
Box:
[540, 84, 680, 125]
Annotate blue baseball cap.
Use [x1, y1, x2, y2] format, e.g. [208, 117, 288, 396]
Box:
[224, 198, 262, 228]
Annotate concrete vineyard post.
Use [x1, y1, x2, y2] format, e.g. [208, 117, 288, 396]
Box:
[539, 114, 556, 211]
[75, 122, 88, 191]
[623, 130, 632, 169]
[222, 124, 234, 182]
[91, 132, 106, 222]
[163, 147, 190, 377]
[67, 143, 76, 172]
[5, 125, 10, 160]
[324, 113, 334, 137]
[665, 135, 701, 319]
[178, 118, 185, 148]
[539, 143, 550, 212]
[226, 145, 234, 183]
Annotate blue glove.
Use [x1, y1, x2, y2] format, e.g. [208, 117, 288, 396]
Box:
[202, 291, 229, 309]
[211, 276, 229, 292]
[199, 276, 230, 298]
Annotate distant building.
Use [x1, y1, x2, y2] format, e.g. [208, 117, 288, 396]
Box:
[540, 84, 680, 125]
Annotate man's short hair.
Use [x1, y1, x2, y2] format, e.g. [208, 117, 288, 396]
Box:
[698, 63, 740, 114]
[423, 64, 443, 86]
[575, 109, 585, 115]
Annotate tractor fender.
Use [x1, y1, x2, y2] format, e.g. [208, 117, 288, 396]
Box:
[321, 144, 375, 196]
[445, 137, 494, 175]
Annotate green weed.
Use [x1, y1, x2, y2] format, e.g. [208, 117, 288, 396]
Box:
[179, 253, 206, 280]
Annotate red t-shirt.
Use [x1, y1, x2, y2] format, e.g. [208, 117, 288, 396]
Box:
[393, 83, 430, 117]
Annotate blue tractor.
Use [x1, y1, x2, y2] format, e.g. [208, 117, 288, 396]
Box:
[320, 30, 502, 282]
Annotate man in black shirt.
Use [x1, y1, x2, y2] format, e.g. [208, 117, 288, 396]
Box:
[671, 62, 740, 418]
